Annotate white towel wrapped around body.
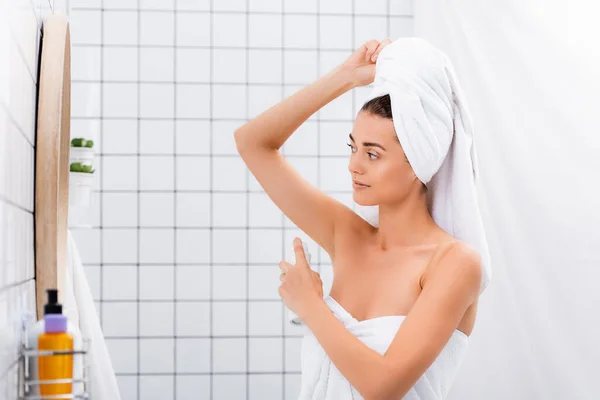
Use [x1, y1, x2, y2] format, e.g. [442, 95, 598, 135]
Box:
[298, 296, 470, 399]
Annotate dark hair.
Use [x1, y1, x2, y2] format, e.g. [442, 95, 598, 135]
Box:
[360, 94, 393, 120]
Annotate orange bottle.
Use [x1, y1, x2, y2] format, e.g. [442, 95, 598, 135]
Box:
[38, 312, 74, 398]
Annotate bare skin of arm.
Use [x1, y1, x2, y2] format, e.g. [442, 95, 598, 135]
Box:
[235, 40, 389, 255]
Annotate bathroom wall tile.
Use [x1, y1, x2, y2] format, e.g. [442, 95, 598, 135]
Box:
[249, 337, 283, 372]
[287, 156, 319, 187]
[283, 0, 317, 13]
[139, 376, 174, 400]
[176, 229, 210, 263]
[176, 338, 211, 372]
[355, 0, 388, 15]
[249, 374, 283, 400]
[140, 302, 174, 336]
[72, 46, 101, 81]
[320, 15, 352, 49]
[212, 339, 246, 373]
[116, 376, 138, 400]
[176, 120, 211, 155]
[176, 49, 210, 83]
[213, 84, 246, 119]
[101, 119, 138, 154]
[102, 193, 138, 227]
[71, 82, 100, 117]
[212, 120, 242, 155]
[140, 11, 174, 46]
[141, 0, 174, 9]
[175, 156, 210, 190]
[106, 338, 138, 373]
[213, 0, 245, 11]
[213, 193, 246, 227]
[140, 229, 175, 263]
[104, 0, 137, 9]
[140, 84, 175, 118]
[140, 193, 175, 227]
[390, 16, 414, 39]
[213, 265, 246, 300]
[320, 157, 352, 191]
[248, 193, 282, 227]
[249, 14, 282, 48]
[83, 265, 101, 300]
[285, 337, 302, 372]
[212, 302, 246, 336]
[249, 228, 283, 264]
[249, 301, 283, 335]
[103, 83, 138, 118]
[176, 376, 211, 400]
[248, 86, 282, 118]
[212, 14, 246, 47]
[176, 13, 210, 46]
[319, 121, 353, 156]
[213, 49, 246, 84]
[212, 156, 246, 191]
[70, 10, 101, 44]
[176, 266, 210, 300]
[103, 265, 138, 300]
[319, 51, 348, 77]
[102, 156, 138, 190]
[140, 338, 175, 373]
[103, 47, 138, 81]
[248, 49, 282, 84]
[354, 16, 388, 48]
[102, 302, 137, 337]
[281, 120, 318, 156]
[283, 50, 317, 84]
[285, 374, 302, 400]
[140, 48, 174, 82]
[103, 229, 138, 263]
[176, 0, 210, 11]
[283, 15, 317, 49]
[140, 120, 174, 154]
[248, 265, 280, 300]
[176, 301, 210, 335]
[175, 193, 211, 227]
[213, 375, 247, 400]
[319, 88, 354, 120]
[212, 229, 246, 263]
[140, 265, 175, 300]
[71, 228, 101, 264]
[140, 156, 174, 190]
[104, 11, 138, 45]
[176, 84, 211, 118]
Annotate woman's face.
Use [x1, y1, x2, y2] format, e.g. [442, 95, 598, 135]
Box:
[348, 111, 419, 206]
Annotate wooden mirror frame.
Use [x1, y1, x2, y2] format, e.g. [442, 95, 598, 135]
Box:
[34, 14, 71, 319]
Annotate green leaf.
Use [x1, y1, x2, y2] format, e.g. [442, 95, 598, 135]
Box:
[71, 138, 85, 147]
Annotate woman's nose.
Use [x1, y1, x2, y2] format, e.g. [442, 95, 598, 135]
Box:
[348, 154, 364, 175]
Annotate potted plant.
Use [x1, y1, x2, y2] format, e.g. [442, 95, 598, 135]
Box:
[69, 138, 95, 206]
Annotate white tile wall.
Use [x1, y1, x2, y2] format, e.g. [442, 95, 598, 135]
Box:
[68, 0, 414, 398]
[0, 0, 55, 398]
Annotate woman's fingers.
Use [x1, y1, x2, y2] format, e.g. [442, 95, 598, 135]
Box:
[371, 38, 392, 62]
[364, 40, 380, 62]
[278, 261, 289, 274]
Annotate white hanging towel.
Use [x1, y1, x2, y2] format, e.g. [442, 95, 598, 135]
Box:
[355, 37, 492, 294]
[64, 230, 121, 400]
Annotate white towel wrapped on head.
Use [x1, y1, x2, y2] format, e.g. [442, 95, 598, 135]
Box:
[355, 37, 492, 295]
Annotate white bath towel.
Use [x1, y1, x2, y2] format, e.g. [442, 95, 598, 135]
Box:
[355, 37, 492, 294]
[298, 295, 470, 399]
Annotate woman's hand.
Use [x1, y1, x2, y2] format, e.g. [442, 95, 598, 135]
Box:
[340, 38, 393, 88]
[278, 238, 324, 320]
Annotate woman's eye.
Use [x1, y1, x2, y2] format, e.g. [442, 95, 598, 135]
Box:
[368, 153, 378, 160]
[346, 143, 356, 153]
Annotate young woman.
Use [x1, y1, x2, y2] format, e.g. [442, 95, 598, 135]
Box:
[235, 38, 482, 399]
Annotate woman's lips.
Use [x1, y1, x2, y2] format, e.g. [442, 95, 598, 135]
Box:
[352, 181, 370, 189]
